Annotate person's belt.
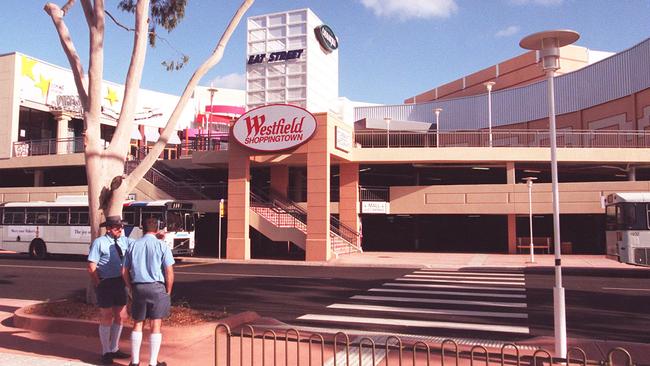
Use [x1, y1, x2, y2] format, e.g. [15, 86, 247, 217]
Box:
[132, 281, 164, 285]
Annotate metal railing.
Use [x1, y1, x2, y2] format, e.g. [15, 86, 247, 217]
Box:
[354, 129, 650, 149]
[125, 160, 211, 200]
[12, 137, 85, 156]
[360, 186, 389, 202]
[215, 324, 637, 366]
[251, 187, 362, 255]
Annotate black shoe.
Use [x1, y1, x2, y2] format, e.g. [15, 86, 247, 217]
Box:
[100, 353, 114, 365]
[128, 363, 139, 366]
[110, 349, 130, 359]
[154, 362, 167, 366]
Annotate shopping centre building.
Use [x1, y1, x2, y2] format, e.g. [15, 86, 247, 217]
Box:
[1, 8, 650, 261]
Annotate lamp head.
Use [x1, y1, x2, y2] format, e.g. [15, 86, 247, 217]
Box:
[484, 81, 496, 91]
[520, 30, 580, 72]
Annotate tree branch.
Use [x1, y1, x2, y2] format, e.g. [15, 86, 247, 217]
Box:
[109, 0, 150, 158]
[85, 0, 104, 127]
[125, 0, 255, 193]
[79, 0, 95, 28]
[61, 0, 76, 15]
[44, 2, 89, 110]
[105, 9, 188, 67]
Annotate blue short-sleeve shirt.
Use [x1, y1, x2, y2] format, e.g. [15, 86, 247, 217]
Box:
[124, 234, 175, 283]
[87, 234, 132, 279]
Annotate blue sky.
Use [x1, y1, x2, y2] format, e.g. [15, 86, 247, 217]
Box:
[2, 0, 649, 104]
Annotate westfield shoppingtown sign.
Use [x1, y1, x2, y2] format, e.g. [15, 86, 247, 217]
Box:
[232, 104, 317, 152]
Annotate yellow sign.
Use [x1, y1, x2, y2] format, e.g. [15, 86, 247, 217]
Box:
[219, 199, 225, 218]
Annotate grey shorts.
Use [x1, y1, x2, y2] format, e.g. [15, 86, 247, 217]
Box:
[96, 277, 127, 308]
[131, 282, 171, 321]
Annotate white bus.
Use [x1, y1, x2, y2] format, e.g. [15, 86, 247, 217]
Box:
[0, 196, 196, 259]
[605, 192, 650, 266]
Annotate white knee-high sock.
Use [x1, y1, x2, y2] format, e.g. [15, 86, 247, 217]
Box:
[98, 325, 112, 355]
[149, 333, 163, 365]
[131, 330, 143, 364]
[110, 324, 123, 352]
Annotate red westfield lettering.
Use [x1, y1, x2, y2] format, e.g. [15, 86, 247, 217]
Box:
[233, 104, 317, 152]
[245, 115, 305, 138]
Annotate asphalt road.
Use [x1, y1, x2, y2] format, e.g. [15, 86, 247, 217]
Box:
[0, 252, 649, 343]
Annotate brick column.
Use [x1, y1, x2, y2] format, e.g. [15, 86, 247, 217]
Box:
[54, 112, 73, 154]
[306, 113, 330, 261]
[507, 214, 517, 254]
[506, 162, 516, 184]
[339, 163, 360, 245]
[226, 142, 250, 260]
[270, 165, 289, 197]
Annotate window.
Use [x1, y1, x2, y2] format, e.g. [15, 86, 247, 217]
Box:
[122, 207, 140, 226]
[49, 209, 69, 225]
[3, 208, 26, 224]
[141, 209, 164, 228]
[606, 205, 617, 230]
[26, 208, 48, 224]
[70, 208, 89, 225]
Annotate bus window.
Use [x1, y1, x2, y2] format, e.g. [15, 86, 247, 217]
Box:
[49, 208, 69, 225]
[606, 205, 617, 230]
[4, 208, 26, 224]
[122, 210, 136, 226]
[166, 211, 184, 232]
[616, 203, 647, 230]
[70, 208, 89, 225]
[141, 209, 164, 227]
[26, 208, 48, 225]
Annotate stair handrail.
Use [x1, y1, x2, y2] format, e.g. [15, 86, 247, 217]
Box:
[253, 186, 361, 253]
[125, 160, 211, 200]
[250, 186, 307, 224]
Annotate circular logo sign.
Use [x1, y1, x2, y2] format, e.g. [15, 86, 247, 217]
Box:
[232, 104, 318, 152]
[314, 25, 338, 52]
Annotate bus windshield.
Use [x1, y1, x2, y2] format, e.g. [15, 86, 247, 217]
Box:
[166, 210, 194, 232]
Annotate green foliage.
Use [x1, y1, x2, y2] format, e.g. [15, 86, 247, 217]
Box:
[162, 54, 190, 71]
[118, 0, 188, 47]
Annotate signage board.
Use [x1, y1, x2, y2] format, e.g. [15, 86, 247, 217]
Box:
[361, 201, 390, 214]
[335, 126, 352, 152]
[247, 49, 304, 65]
[232, 104, 317, 152]
[314, 25, 338, 52]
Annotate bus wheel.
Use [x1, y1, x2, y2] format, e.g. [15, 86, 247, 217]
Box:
[29, 239, 48, 260]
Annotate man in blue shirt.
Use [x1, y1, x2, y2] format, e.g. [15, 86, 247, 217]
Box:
[88, 215, 133, 365]
[123, 217, 175, 366]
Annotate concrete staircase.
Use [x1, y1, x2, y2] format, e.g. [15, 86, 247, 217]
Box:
[250, 189, 362, 257]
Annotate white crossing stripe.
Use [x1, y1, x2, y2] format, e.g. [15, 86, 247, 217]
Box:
[297, 314, 530, 334]
[412, 271, 525, 280]
[328, 303, 528, 319]
[369, 287, 526, 299]
[384, 282, 526, 292]
[399, 276, 525, 286]
[351, 295, 527, 308]
[417, 269, 525, 278]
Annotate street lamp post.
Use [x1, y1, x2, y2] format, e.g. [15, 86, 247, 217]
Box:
[523, 176, 538, 263]
[384, 117, 392, 148]
[484, 81, 496, 147]
[520, 29, 580, 359]
[207, 84, 219, 131]
[433, 108, 443, 147]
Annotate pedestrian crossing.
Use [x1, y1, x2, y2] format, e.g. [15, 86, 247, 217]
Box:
[294, 268, 530, 341]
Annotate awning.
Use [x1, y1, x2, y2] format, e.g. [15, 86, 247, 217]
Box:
[144, 126, 160, 143]
[168, 132, 181, 145]
[131, 126, 142, 141]
[205, 105, 245, 115]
